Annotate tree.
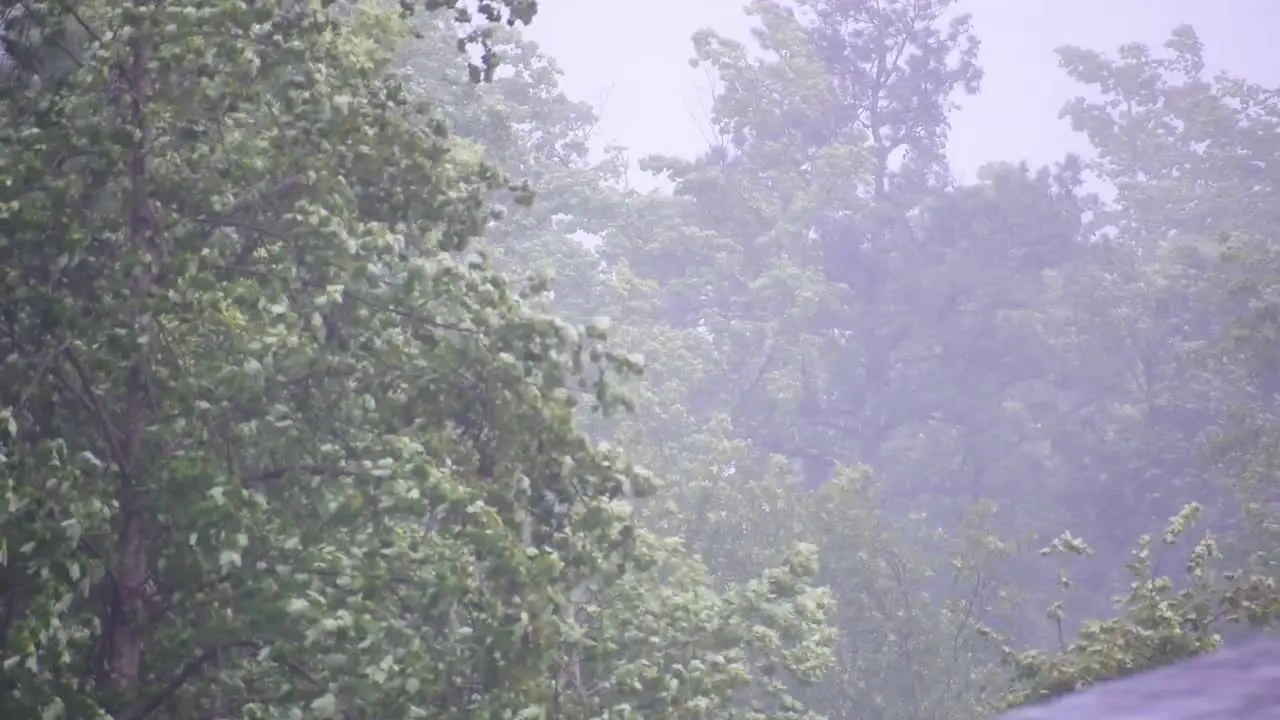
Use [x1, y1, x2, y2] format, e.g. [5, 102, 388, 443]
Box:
[990, 26, 1280, 711]
[0, 1, 836, 718]
[1025, 25, 1280, 603]
[594, 1, 1026, 716]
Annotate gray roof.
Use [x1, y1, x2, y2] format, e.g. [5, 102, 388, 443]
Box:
[996, 639, 1280, 720]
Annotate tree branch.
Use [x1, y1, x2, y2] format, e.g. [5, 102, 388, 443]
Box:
[121, 641, 259, 720]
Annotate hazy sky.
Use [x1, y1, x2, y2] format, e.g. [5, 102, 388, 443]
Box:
[524, 0, 1279, 186]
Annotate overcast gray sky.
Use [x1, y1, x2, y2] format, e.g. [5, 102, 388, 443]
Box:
[524, 0, 1279, 186]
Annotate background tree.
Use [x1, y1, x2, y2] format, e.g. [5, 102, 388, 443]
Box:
[595, 1, 1017, 717]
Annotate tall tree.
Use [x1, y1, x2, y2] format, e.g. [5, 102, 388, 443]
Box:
[993, 28, 1280, 707]
[1037, 25, 1280, 584]
[598, 1, 1029, 717]
[0, 1, 836, 718]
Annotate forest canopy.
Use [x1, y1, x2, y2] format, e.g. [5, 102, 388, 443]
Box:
[1, 0, 1278, 718]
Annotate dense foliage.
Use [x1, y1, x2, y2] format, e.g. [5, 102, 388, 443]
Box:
[1, 0, 1278, 718]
